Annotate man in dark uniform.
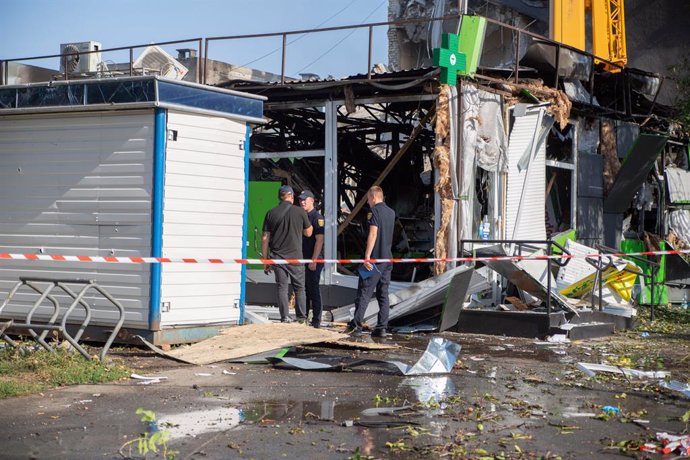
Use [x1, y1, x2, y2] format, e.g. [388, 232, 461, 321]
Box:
[298, 190, 325, 328]
[346, 185, 395, 337]
[261, 185, 313, 323]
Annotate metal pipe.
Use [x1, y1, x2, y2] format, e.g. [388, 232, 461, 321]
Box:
[546, 241, 552, 315]
[281, 33, 287, 84]
[197, 38, 202, 84]
[367, 25, 373, 80]
[514, 31, 520, 84]
[650, 264, 656, 321]
[129, 48, 133, 76]
[203, 38, 209, 85]
[553, 44, 561, 88]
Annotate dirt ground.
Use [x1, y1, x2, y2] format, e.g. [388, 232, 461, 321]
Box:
[1, 328, 689, 460]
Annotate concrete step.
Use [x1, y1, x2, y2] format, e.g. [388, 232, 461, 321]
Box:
[565, 310, 635, 332]
[552, 321, 616, 340]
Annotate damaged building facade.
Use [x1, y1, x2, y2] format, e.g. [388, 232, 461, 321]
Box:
[0, 0, 688, 345]
[230, 0, 690, 336]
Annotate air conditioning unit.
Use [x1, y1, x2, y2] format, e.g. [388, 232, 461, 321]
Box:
[133, 45, 188, 80]
[60, 41, 102, 74]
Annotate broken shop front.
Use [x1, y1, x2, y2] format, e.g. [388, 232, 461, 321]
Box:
[234, 56, 688, 335]
[229, 72, 548, 330]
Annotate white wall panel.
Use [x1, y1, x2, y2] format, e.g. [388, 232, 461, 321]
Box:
[505, 108, 547, 241]
[0, 111, 154, 328]
[161, 111, 246, 326]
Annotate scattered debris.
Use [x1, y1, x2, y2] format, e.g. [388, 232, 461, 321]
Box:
[130, 373, 168, 385]
[266, 337, 461, 376]
[575, 362, 670, 379]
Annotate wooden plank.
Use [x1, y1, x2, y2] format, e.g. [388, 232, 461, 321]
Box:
[167, 323, 351, 365]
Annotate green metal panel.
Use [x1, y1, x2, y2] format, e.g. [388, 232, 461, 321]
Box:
[552, 229, 577, 254]
[247, 181, 281, 268]
[458, 15, 487, 77]
[620, 239, 667, 305]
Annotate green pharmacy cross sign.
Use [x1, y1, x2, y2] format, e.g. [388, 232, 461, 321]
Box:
[432, 33, 466, 85]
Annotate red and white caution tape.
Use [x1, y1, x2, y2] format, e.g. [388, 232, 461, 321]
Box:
[0, 249, 688, 265]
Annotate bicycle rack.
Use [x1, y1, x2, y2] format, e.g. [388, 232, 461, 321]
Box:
[0, 277, 125, 361]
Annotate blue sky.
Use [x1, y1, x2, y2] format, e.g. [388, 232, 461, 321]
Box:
[2, 0, 390, 79]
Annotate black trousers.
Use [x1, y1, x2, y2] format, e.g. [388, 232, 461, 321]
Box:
[351, 262, 393, 331]
[274, 264, 306, 320]
[305, 263, 324, 326]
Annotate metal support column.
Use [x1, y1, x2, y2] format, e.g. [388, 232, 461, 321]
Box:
[324, 101, 339, 285]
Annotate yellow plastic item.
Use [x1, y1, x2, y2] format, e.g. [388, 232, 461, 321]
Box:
[559, 262, 640, 300]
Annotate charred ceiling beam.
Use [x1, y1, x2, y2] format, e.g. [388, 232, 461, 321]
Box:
[337, 106, 437, 235]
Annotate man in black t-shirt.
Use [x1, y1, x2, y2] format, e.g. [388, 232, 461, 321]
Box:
[299, 190, 325, 328]
[346, 185, 395, 337]
[261, 185, 313, 322]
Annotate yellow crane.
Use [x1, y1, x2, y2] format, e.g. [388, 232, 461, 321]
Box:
[550, 0, 627, 72]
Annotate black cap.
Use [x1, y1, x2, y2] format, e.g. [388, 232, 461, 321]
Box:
[298, 190, 315, 200]
[278, 185, 294, 196]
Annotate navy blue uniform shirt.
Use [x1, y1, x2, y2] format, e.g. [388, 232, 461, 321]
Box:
[303, 209, 325, 259]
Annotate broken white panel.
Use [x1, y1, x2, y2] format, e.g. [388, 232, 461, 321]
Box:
[659, 380, 690, 398]
[667, 209, 690, 243]
[602, 304, 636, 318]
[556, 240, 599, 291]
[459, 84, 478, 241]
[665, 167, 690, 204]
[134, 45, 189, 80]
[459, 84, 507, 242]
[575, 362, 670, 379]
[505, 105, 547, 240]
[517, 249, 557, 294]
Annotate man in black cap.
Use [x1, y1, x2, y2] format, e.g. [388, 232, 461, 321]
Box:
[298, 190, 325, 328]
[346, 185, 395, 338]
[261, 185, 313, 322]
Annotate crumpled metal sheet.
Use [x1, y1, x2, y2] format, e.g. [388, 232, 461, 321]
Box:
[266, 337, 461, 376]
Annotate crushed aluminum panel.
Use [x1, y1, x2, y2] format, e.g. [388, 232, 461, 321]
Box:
[603, 134, 668, 213]
[520, 41, 592, 81]
[505, 106, 547, 240]
[329, 266, 485, 327]
[473, 245, 576, 314]
[438, 267, 475, 331]
[665, 167, 690, 204]
[266, 337, 461, 376]
[563, 79, 597, 105]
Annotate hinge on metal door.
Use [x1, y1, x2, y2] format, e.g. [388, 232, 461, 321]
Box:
[161, 301, 171, 312]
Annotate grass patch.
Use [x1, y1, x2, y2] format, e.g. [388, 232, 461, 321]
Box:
[0, 346, 131, 399]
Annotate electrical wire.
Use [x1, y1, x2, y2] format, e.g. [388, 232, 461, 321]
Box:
[292, 0, 387, 76]
[235, 0, 360, 69]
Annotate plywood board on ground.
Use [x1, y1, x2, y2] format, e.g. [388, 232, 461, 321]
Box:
[167, 323, 349, 365]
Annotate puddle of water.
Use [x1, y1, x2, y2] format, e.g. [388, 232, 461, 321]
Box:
[400, 376, 455, 406]
[239, 400, 368, 424]
[158, 407, 241, 439]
